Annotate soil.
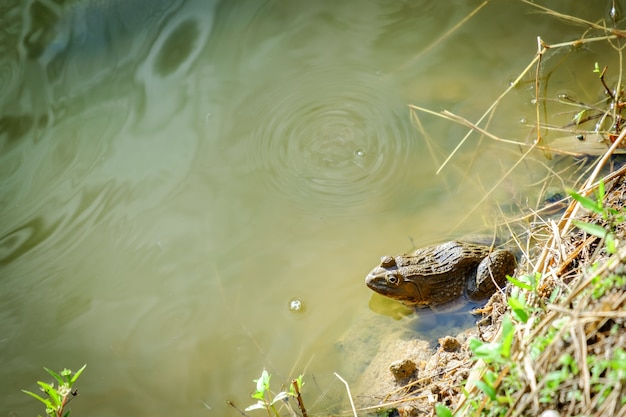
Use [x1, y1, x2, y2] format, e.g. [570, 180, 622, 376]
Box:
[342, 167, 626, 417]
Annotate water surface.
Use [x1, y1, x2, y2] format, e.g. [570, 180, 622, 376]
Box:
[0, 1, 614, 415]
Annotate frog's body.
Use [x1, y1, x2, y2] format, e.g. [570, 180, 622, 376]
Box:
[365, 241, 516, 309]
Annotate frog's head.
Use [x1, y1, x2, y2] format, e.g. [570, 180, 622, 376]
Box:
[365, 255, 425, 307]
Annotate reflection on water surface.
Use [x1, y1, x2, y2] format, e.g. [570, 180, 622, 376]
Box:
[0, 1, 611, 415]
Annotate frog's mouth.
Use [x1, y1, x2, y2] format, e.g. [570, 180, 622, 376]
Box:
[365, 271, 424, 306]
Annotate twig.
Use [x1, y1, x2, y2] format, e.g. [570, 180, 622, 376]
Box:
[227, 400, 252, 417]
[534, 36, 546, 145]
[334, 373, 357, 417]
[520, 0, 626, 37]
[533, 128, 626, 274]
[397, 0, 490, 71]
[292, 379, 308, 417]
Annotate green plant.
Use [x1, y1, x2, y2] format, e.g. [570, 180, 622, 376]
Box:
[569, 180, 626, 254]
[465, 315, 519, 415]
[506, 273, 541, 323]
[22, 365, 86, 417]
[244, 369, 306, 417]
[434, 403, 453, 417]
[591, 273, 626, 299]
[470, 315, 515, 365]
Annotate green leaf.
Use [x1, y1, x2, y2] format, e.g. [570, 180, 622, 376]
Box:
[44, 368, 65, 386]
[608, 349, 626, 370]
[245, 401, 267, 412]
[469, 338, 502, 361]
[506, 275, 534, 291]
[483, 370, 497, 386]
[500, 315, 514, 358]
[572, 220, 609, 239]
[22, 390, 53, 407]
[597, 180, 605, 201]
[271, 391, 290, 404]
[508, 296, 529, 323]
[468, 337, 484, 352]
[568, 190, 602, 214]
[37, 381, 60, 407]
[572, 110, 586, 125]
[70, 364, 87, 385]
[254, 370, 270, 394]
[251, 391, 265, 401]
[435, 403, 453, 417]
[606, 234, 617, 254]
[288, 374, 304, 396]
[475, 380, 497, 401]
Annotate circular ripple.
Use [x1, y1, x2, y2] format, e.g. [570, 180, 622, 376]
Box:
[245, 67, 419, 214]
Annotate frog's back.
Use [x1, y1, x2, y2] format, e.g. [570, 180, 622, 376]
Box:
[401, 241, 491, 275]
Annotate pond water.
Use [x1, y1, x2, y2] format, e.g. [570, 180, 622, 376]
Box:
[0, 1, 615, 415]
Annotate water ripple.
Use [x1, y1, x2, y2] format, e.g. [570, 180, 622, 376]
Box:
[245, 67, 418, 214]
[0, 59, 17, 100]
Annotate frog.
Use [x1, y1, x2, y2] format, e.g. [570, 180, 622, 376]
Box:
[365, 241, 516, 309]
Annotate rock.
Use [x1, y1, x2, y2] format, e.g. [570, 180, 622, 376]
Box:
[389, 359, 418, 382]
[439, 336, 461, 352]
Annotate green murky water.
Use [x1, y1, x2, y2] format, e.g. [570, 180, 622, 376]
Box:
[0, 1, 616, 415]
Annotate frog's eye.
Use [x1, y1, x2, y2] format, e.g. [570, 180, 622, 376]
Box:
[381, 256, 396, 268]
[385, 272, 401, 286]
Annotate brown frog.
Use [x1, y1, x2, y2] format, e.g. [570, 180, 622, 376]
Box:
[365, 241, 516, 309]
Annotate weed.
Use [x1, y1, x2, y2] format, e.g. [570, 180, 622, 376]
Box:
[239, 369, 307, 417]
[506, 273, 542, 324]
[435, 403, 453, 417]
[569, 180, 626, 254]
[462, 240, 626, 416]
[22, 365, 86, 417]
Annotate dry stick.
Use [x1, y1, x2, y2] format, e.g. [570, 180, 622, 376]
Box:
[512, 243, 626, 416]
[410, 107, 444, 168]
[408, 107, 596, 236]
[425, 111, 540, 231]
[334, 373, 357, 417]
[462, 144, 626, 416]
[433, 45, 541, 174]
[424, 33, 616, 176]
[459, 57, 622, 417]
[533, 128, 626, 275]
[358, 393, 436, 411]
[548, 308, 626, 319]
[460, 7, 624, 417]
[533, 36, 545, 145]
[227, 400, 252, 417]
[508, 312, 579, 417]
[520, 0, 626, 38]
[572, 321, 591, 407]
[291, 379, 308, 417]
[521, 163, 626, 325]
[408, 104, 608, 159]
[386, 360, 470, 399]
[409, 105, 616, 157]
[396, 0, 490, 72]
[562, 237, 626, 306]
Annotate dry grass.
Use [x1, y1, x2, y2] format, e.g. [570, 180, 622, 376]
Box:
[362, 2, 626, 416]
[452, 171, 626, 417]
